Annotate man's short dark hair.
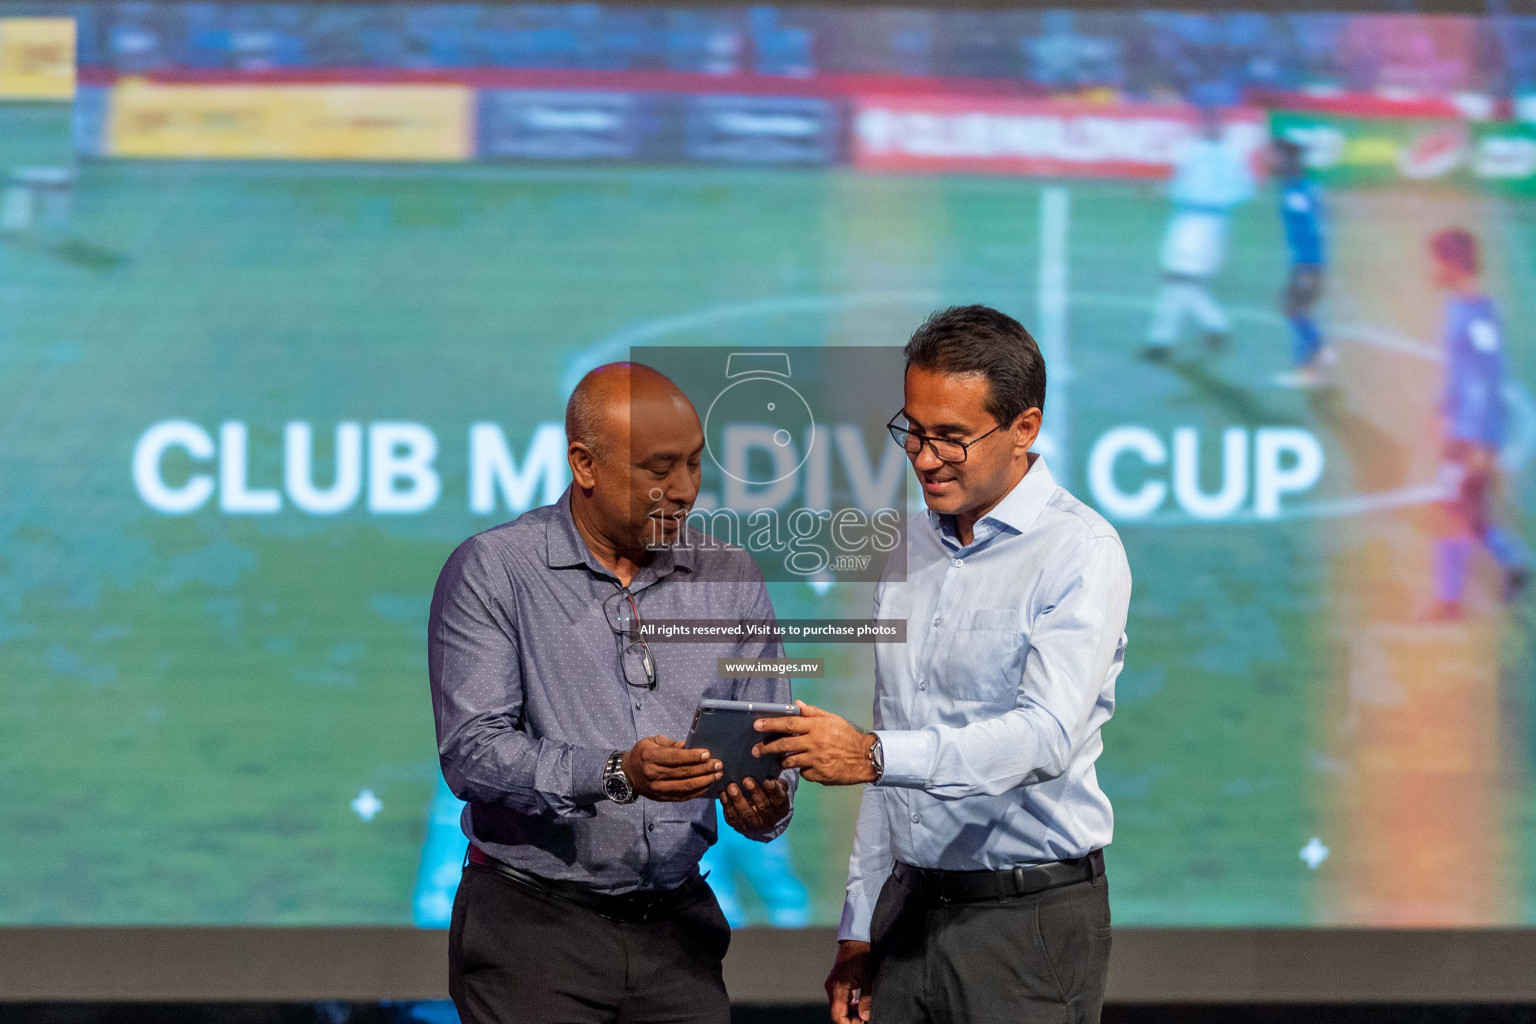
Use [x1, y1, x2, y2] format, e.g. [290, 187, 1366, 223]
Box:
[903, 305, 1046, 424]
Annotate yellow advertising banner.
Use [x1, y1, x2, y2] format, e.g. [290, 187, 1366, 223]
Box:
[107, 82, 474, 161]
[0, 18, 76, 100]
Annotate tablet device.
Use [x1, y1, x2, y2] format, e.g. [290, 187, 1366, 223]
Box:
[684, 699, 801, 799]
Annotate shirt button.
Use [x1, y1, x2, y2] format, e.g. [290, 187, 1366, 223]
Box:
[932, 615, 942, 626]
[918, 680, 927, 691]
[953, 558, 963, 567]
[910, 813, 921, 823]
[647, 823, 655, 832]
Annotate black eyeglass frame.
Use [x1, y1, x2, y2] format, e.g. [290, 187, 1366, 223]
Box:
[886, 409, 1006, 465]
[602, 587, 658, 690]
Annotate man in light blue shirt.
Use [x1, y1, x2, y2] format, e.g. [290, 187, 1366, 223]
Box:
[756, 305, 1131, 1023]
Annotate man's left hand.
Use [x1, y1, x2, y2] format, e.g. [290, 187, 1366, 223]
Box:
[720, 776, 790, 836]
[753, 701, 876, 786]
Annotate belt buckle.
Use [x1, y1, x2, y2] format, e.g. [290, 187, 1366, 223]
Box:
[622, 891, 651, 925]
[628, 887, 673, 924]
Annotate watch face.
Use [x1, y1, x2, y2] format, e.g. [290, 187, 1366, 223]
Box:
[605, 763, 633, 802]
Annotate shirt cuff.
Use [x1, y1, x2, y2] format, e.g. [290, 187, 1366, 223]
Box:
[875, 729, 936, 789]
[571, 746, 614, 808]
[838, 893, 873, 943]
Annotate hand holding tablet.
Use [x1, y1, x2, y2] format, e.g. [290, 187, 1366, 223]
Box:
[683, 698, 801, 797]
[684, 699, 801, 834]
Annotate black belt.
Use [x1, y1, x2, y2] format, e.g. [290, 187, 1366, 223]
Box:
[892, 849, 1104, 904]
[467, 844, 703, 924]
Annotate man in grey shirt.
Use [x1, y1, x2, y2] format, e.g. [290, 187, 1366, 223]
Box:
[431, 363, 794, 1024]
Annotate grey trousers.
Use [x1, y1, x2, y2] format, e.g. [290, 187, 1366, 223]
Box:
[449, 862, 732, 1024]
[869, 870, 1112, 1024]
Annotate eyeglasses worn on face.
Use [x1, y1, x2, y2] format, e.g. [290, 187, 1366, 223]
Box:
[603, 587, 658, 690]
[886, 410, 1005, 465]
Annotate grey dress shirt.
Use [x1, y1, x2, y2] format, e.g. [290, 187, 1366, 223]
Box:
[429, 487, 795, 895]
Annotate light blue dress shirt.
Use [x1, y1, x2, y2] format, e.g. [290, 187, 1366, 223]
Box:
[839, 455, 1131, 942]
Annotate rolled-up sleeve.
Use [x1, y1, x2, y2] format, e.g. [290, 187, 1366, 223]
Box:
[429, 536, 611, 817]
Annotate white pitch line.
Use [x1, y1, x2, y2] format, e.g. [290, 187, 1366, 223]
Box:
[559, 289, 943, 395]
[1038, 186, 1072, 488]
[1332, 322, 1442, 363]
[563, 292, 1529, 525]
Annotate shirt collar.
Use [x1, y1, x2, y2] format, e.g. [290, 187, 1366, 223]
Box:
[546, 486, 696, 577]
[925, 454, 1057, 545]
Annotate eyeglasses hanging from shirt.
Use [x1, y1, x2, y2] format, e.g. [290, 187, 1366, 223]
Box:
[603, 586, 658, 689]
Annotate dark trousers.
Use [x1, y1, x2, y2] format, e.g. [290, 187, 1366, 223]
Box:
[868, 870, 1112, 1024]
[449, 862, 732, 1024]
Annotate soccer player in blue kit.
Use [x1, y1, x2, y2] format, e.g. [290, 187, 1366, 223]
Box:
[1428, 227, 1529, 619]
[1272, 138, 1334, 388]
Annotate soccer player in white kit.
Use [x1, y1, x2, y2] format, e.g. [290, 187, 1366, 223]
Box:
[1141, 107, 1257, 362]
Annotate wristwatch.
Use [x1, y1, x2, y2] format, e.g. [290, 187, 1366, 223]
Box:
[603, 750, 637, 804]
[866, 733, 885, 784]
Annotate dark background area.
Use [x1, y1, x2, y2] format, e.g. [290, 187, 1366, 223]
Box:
[8, 1005, 1536, 1024]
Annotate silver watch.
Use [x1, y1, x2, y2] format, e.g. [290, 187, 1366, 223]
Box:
[603, 750, 637, 804]
[867, 733, 885, 784]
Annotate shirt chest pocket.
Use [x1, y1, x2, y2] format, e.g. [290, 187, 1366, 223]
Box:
[934, 608, 1028, 704]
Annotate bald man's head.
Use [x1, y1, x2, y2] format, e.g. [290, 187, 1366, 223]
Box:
[565, 362, 704, 554]
[566, 363, 683, 463]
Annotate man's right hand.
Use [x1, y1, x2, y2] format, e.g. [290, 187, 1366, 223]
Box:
[825, 940, 872, 1023]
[622, 735, 722, 802]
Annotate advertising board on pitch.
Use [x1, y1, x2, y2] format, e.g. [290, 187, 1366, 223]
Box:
[106, 81, 474, 161]
[1474, 122, 1536, 189]
[0, 17, 74, 100]
[684, 95, 838, 166]
[476, 89, 646, 161]
[1268, 110, 1469, 185]
[851, 96, 1266, 178]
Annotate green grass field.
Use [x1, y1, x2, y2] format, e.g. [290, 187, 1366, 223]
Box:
[2, 153, 1533, 924]
[0, 101, 72, 170]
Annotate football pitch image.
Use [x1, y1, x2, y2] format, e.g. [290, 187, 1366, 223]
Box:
[3, 153, 1536, 925]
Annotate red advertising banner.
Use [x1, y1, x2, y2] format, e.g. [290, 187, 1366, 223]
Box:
[851, 95, 1267, 179]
